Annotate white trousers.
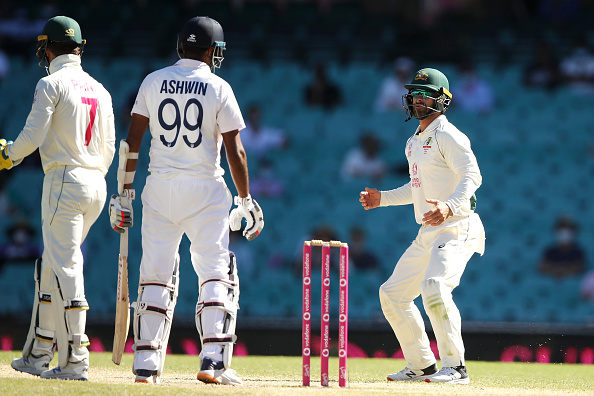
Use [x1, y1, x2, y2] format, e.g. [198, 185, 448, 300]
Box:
[134, 174, 233, 371]
[379, 213, 484, 369]
[138, 174, 232, 283]
[35, 165, 106, 361]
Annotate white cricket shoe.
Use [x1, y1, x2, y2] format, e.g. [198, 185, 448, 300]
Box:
[135, 369, 161, 384]
[11, 355, 51, 376]
[40, 360, 88, 381]
[425, 365, 470, 384]
[387, 363, 438, 381]
[197, 357, 243, 385]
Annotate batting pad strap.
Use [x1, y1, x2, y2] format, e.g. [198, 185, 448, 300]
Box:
[135, 301, 173, 320]
[135, 340, 162, 351]
[202, 333, 237, 345]
[196, 300, 237, 316]
[140, 281, 176, 292]
[200, 278, 237, 288]
[39, 292, 51, 304]
[63, 298, 89, 311]
[35, 327, 55, 342]
[68, 334, 90, 347]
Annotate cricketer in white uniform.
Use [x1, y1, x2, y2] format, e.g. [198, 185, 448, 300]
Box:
[360, 68, 485, 385]
[5, 16, 115, 381]
[108, 16, 263, 386]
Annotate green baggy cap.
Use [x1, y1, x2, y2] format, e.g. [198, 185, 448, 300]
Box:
[404, 68, 451, 97]
[39, 16, 84, 44]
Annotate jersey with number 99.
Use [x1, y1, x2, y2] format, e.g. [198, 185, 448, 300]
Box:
[132, 59, 245, 179]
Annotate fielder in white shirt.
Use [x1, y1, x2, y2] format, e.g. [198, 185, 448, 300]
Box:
[5, 16, 116, 381]
[360, 68, 485, 385]
[108, 16, 263, 386]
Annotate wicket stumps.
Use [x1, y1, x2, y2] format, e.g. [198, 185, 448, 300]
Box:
[302, 240, 349, 387]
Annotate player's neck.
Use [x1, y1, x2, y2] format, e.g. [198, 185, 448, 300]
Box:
[418, 113, 440, 132]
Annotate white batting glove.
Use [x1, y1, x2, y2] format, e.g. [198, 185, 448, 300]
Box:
[109, 189, 134, 233]
[229, 194, 264, 241]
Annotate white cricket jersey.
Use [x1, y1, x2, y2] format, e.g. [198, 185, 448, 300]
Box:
[380, 115, 482, 224]
[132, 59, 245, 179]
[7, 54, 116, 175]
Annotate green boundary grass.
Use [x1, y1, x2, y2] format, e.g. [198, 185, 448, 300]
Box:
[1, 351, 594, 395]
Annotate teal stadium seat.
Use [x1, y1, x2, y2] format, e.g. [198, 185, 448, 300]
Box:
[6, 168, 44, 218]
[0, 263, 35, 316]
[2, 56, 592, 325]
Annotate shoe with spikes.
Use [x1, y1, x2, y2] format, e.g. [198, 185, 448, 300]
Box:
[387, 363, 438, 381]
[11, 355, 51, 376]
[135, 369, 161, 384]
[197, 357, 242, 385]
[425, 365, 470, 384]
[40, 359, 88, 381]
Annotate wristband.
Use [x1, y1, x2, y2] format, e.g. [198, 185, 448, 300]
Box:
[234, 194, 252, 206]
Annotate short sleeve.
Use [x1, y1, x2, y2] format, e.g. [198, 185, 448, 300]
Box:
[131, 77, 149, 118]
[217, 81, 245, 133]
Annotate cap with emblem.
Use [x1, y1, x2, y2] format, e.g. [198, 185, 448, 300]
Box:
[36, 16, 85, 74]
[404, 68, 450, 95]
[39, 16, 84, 44]
[179, 16, 224, 49]
[402, 67, 452, 121]
[177, 16, 226, 73]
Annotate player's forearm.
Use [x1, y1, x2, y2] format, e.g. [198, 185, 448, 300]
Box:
[8, 79, 58, 161]
[444, 168, 481, 216]
[380, 183, 413, 207]
[7, 109, 52, 161]
[226, 148, 249, 198]
[6, 133, 39, 162]
[122, 114, 148, 189]
[441, 133, 482, 215]
[222, 130, 249, 197]
[126, 114, 148, 152]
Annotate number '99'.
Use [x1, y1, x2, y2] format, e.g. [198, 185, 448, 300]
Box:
[158, 98, 203, 148]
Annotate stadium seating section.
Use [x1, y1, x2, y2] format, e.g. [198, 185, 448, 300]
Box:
[1, 3, 593, 326]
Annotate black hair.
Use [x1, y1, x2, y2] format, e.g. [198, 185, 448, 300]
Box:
[46, 41, 81, 56]
[183, 45, 209, 61]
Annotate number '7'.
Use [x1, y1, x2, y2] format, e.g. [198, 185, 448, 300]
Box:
[81, 97, 98, 146]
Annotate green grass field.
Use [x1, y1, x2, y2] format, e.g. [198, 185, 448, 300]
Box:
[1, 351, 593, 395]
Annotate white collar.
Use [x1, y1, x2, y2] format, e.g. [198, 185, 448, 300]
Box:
[49, 54, 82, 74]
[415, 114, 447, 135]
[174, 58, 211, 71]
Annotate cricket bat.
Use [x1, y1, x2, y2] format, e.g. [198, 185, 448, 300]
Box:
[112, 190, 133, 365]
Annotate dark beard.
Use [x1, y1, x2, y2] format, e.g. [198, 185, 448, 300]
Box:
[413, 105, 430, 118]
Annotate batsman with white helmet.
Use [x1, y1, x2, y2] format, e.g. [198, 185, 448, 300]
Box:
[109, 16, 263, 385]
[5, 16, 116, 380]
[360, 68, 485, 384]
